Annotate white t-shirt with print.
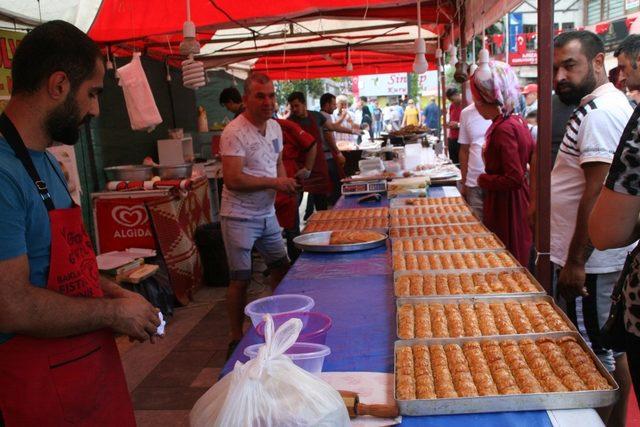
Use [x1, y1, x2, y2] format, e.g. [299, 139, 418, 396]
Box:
[220, 114, 283, 219]
[551, 83, 635, 273]
[457, 104, 491, 187]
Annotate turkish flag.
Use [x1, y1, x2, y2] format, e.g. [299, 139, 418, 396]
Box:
[516, 34, 526, 54]
[595, 23, 610, 35]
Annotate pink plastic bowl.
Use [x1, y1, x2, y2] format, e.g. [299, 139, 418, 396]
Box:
[256, 311, 333, 344]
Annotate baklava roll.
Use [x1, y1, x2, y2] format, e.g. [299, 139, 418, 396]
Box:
[444, 304, 465, 337]
[398, 304, 415, 339]
[414, 304, 432, 338]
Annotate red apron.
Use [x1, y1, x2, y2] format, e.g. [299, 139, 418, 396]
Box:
[294, 114, 332, 195]
[0, 115, 135, 426]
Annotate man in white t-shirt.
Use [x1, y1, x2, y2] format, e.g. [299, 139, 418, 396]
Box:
[220, 73, 299, 354]
[457, 103, 491, 220]
[382, 103, 394, 131]
[551, 31, 633, 425]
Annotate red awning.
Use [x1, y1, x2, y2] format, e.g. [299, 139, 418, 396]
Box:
[251, 49, 437, 79]
[86, 0, 450, 43]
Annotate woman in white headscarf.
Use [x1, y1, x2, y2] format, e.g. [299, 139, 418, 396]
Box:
[470, 61, 536, 265]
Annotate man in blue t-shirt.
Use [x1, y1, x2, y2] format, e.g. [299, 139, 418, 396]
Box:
[0, 20, 161, 425]
[422, 97, 441, 134]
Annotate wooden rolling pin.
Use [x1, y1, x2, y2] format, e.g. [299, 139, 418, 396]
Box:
[338, 390, 399, 419]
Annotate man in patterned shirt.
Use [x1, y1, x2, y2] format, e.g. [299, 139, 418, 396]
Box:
[590, 33, 640, 410]
[551, 31, 633, 425]
[219, 73, 298, 354]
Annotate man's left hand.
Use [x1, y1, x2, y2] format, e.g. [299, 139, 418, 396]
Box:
[557, 262, 588, 300]
[336, 153, 346, 168]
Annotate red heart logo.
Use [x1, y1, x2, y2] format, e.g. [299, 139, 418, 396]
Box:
[111, 205, 148, 227]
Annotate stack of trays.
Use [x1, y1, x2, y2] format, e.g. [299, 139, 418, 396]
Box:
[390, 196, 618, 415]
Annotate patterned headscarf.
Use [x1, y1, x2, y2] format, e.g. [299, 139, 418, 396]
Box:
[470, 60, 521, 116]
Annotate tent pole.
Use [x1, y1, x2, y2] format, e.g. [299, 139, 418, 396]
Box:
[440, 53, 448, 147]
[535, 0, 553, 293]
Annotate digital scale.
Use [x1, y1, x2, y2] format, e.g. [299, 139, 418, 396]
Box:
[341, 180, 387, 195]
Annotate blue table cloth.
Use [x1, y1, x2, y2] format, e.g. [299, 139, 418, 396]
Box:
[222, 189, 553, 426]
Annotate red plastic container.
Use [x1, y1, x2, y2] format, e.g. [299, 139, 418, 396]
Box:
[256, 312, 332, 344]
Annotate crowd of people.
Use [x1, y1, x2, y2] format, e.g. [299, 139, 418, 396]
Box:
[455, 31, 640, 425]
[215, 33, 640, 425]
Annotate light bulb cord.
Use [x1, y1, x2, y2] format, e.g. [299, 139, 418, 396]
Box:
[416, 0, 421, 39]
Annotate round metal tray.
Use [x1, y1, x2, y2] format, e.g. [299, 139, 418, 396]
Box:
[293, 231, 388, 253]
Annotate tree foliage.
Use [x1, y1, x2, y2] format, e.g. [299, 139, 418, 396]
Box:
[274, 79, 325, 105]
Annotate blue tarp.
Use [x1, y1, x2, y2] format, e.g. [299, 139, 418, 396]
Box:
[222, 189, 553, 426]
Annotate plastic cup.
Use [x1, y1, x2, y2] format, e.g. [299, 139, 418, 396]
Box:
[255, 312, 332, 344]
[244, 294, 315, 328]
[243, 342, 331, 374]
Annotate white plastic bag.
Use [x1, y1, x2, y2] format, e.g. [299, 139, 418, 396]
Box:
[117, 52, 163, 132]
[190, 316, 350, 427]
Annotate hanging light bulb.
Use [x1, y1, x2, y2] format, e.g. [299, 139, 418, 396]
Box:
[448, 44, 458, 66]
[412, 0, 428, 74]
[182, 54, 206, 89]
[475, 48, 491, 81]
[179, 0, 200, 56]
[413, 38, 428, 74]
[165, 60, 172, 82]
[345, 44, 353, 71]
[106, 46, 114, 70]
[435, 47, 443, 59]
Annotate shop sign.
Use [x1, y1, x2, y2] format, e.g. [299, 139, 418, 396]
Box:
[95, 198, 156, 253]
[358, 73, 408, 97]
[509, 51, 537, 66]
[0, 29, 24, 98]
[418, 71, 438, 95]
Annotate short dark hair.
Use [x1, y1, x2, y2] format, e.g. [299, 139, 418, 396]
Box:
[320, 93, 335, 108]
[608, 66, 621, 84]
[614, 35, 640, 66]
[287, 91, 306, 104]
[360, 96, 368, 103]
[554, 30, 604, 62]
[445, 87, 459, 99]
[219, 87, 242, 105]
[526, 109, 537, 119]
[243, 72, 271, 96]
[12, 20, 102, 95]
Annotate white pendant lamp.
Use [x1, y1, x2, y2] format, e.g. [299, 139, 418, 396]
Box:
[475, 47, 491, 80]
[448, 44, 458, 66]
[179, 0, 205, 90]
[413, 0, 428, 74]
[345, 44, 353, 71]
[182, 55, 206, 89]
[413, 38, 428, 74]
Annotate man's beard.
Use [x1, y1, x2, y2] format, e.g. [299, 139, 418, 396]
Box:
[555, 65, 597, 105]
[45, 93, 91, 145]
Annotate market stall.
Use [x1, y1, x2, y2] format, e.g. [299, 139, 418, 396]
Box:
[221, 187, 610, 425]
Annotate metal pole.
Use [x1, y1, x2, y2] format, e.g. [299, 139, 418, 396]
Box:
[440, 58, 448, 143]
[535, 1, 553, 293]
[505, 14, 509, 65]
